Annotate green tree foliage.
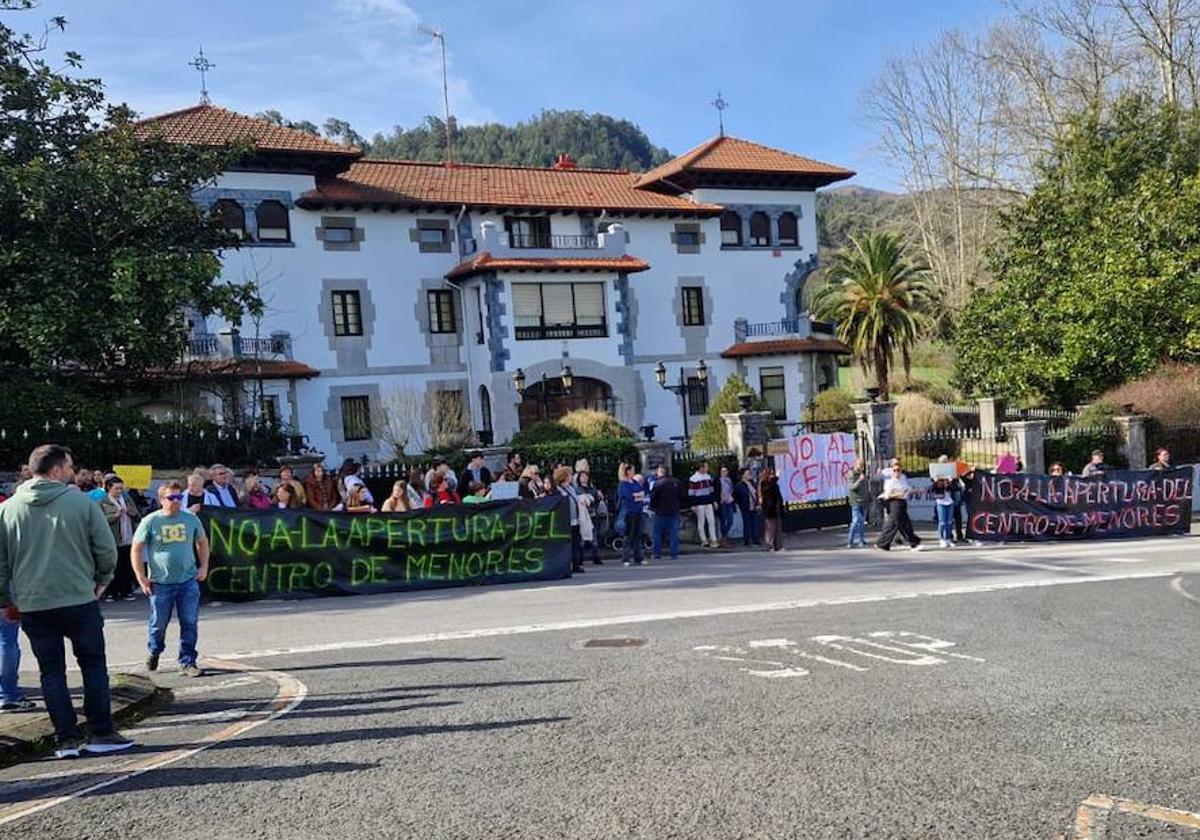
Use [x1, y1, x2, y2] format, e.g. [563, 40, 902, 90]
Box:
[816, 187, 908, 250]
[690, 374, 777, 452]
[557, 409, 634, 440]
[955, 96, 1200, 404]
[0, 14, 261, 375]
[808, 232, 936, 401]
[264, 110, 672, 170]
[509, 421, 581, 448]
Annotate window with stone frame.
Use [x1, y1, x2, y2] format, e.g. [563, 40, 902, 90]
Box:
[331, 290, 363, 337]
[474, 286, 485, 345]
[341, 395, 372, 441]
[681, 286, 705, 326]
[749, 212, 771, 246]
[759, 367, 787, 420]
[720, 211, 742, 246]
[427, 289, 457, 334]
[512, 282, 606, 340]
[256, 200, 290, 242]
[778, 211, 799, 247]
[504, 216, 551, 249]
[212, 199, 246, 239]
[415, 219, 451, 253]
[323, 219, 356, 243]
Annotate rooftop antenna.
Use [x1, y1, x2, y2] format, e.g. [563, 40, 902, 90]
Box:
[711, 91, 728, 137]
[418, 23, 454, 166]
[188, 46, 216, 105]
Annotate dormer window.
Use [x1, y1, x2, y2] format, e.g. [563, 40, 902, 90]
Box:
[749, 212, 771, 246]
[720, 211, 742, 246]
[778, 211, 798, 247]
[212, 199, 246, 239]
[256, 200, 290, 242]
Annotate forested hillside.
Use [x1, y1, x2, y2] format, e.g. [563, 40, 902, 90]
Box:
[255, 109, 672, 171]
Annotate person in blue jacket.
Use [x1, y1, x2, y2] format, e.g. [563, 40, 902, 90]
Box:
[616, 463, 648, 566]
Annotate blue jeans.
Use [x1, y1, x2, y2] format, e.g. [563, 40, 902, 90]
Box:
[652, 513, 680, 559]
[848, 504, 867, 547]
[936, 503, 954, 542]
[739, 507, 761, 546]
[0, 613, 25, 704]
[148, 578, 201, 666]
[719, 503, 735, 538]
[21, 601, 113, 741]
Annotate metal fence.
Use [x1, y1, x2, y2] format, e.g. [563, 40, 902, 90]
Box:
[1150, 423, 1200, 465]
[1004, 407, 1079, 430]
[0, 420, 289, 471]
[886, 427, 1011, 475]
[1044, 424, 1126, 471]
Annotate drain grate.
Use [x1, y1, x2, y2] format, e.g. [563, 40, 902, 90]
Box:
[582, 637, 647, 648]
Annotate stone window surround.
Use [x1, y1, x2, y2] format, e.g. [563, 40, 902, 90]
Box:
[409, 218, 455, 254]
[323, 383, 382, 459]
[670, 221, 706, 255]
[318, 278, 376, 375]
[674, 276, 713, 358]
[316, 215, 366, 252]
[718, 204, 806, 251]
[192, 187, 296, 248]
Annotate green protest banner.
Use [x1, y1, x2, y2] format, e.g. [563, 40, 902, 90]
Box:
[200, 496, 572, 602]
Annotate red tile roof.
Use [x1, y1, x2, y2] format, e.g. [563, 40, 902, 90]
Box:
[721, 337, 851, 358]
[299, 159, 724, 214]
[634, 136, 854, 190]
[446, 252, 650, 280]
[173, 359, 321, 379]
[134, 104, 361, 157]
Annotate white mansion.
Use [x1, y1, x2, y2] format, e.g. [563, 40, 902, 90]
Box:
[139, 105, 853, 461]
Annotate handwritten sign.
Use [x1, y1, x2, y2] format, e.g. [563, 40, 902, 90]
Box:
[967, 468, 1192, 542]
[111, 464, 153, 490]
[774, 433, 857, 504]
[200, 497, 572, 602]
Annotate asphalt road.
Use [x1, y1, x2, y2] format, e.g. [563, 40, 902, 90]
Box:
[2, 536, 1199, 839]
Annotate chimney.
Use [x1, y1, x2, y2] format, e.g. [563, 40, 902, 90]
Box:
[552, 153, 578, 170]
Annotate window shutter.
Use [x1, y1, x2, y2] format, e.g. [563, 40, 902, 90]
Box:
[512, 284, 542, 326]
[542, 285, 574, 326]
[573, 284, 604, 325]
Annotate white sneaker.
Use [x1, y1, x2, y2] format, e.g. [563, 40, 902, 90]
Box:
[910, 545, 924, 552]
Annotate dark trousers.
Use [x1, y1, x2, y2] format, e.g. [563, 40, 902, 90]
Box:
[737, 505, 759, 546]
[621, 511, 644, 564]
[877, 499, 920, 549]
[570, 525, 583, 571]
[953, 502, 965, 541]
[104, 544, 134, 600]
[21, 601, 113, 741]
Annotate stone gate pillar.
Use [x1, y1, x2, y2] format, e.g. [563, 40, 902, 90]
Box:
[721, 410, 774, 465]
[852, 401, 896, 464]
[1001, 420, 1047, 475]
[1111, 414, 1149, 470]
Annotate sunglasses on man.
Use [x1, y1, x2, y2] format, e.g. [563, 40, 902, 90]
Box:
[165, 493, 184, 502]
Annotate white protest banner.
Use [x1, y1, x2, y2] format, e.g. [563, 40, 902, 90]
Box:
[773, 433, 857, 504]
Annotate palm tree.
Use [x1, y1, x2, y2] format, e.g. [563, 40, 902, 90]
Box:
[808, 232, 935, 401]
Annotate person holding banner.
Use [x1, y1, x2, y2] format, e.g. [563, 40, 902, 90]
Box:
[876, 464, 922, 552]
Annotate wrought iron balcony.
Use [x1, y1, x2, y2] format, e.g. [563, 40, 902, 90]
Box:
[509, 233, 600, 250]
[185, 332, 293, 360]
[734, 316, 837, 342]
[514, 321, 608, 341]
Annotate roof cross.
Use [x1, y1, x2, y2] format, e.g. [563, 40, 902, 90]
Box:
[188, 46, 216, 105]
[711, 91, 729, 137]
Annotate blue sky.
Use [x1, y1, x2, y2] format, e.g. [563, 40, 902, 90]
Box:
[20, 0, 1004, 189]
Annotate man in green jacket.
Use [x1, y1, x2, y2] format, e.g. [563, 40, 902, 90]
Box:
[0, 444, 134, 758]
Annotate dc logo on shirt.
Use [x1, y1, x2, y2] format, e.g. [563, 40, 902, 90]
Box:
[160, 524, 188, 544]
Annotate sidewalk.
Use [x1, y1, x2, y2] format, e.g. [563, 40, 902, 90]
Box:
[0, 672, 161, 766]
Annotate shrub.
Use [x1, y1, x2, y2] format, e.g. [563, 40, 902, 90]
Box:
[1069, 400, 1119, 431]
[892, 375, 957, 405]
[1045, 429, 1127, 472]
[518, 438, 639, 491]
[691, 374, 779, 451]
[509, 421, 581, 448]
[895, 393, 960, 459]
[558, 409, 634, 440]
[809, 388, 856, 427]
[1101, 364, 1200, 427]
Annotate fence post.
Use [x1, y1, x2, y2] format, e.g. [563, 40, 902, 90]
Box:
[634, 440, 673, 476]
[852, 400, 896, 464]
[977, 396, 1006, 440]
[720, 410, 774, 466]
[1001, 420, 1047, 475]
[1111, 414, 1148, 470]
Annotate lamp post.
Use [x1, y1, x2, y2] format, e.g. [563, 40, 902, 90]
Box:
[513, 364, 573, 422]
[655, 359, 707, 441]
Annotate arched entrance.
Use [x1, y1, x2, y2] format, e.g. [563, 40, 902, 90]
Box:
[518, 376, 614, 429]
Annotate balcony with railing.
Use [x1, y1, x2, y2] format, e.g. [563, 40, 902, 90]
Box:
[185, 329, 293, 360]
[733, 314, 838, 343]
[477, 220, 627, 260]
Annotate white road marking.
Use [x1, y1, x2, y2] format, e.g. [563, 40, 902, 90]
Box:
[811, 635, 945, 666]
[0, 658, 307, 826]
[1072, 793, 1200, 837]
[181, 569, 1185, 662]
[969, 555, 1096, 574]
[747, 638, 869, 671]
[172, 675, 260, 696]
[868, 631, 987, 662]
[1171, 575, 1200, 605]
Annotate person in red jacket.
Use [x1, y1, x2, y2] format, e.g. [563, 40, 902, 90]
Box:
[423, 472, 460, 507]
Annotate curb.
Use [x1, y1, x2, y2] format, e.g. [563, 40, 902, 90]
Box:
[0, 673, 166, 767]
